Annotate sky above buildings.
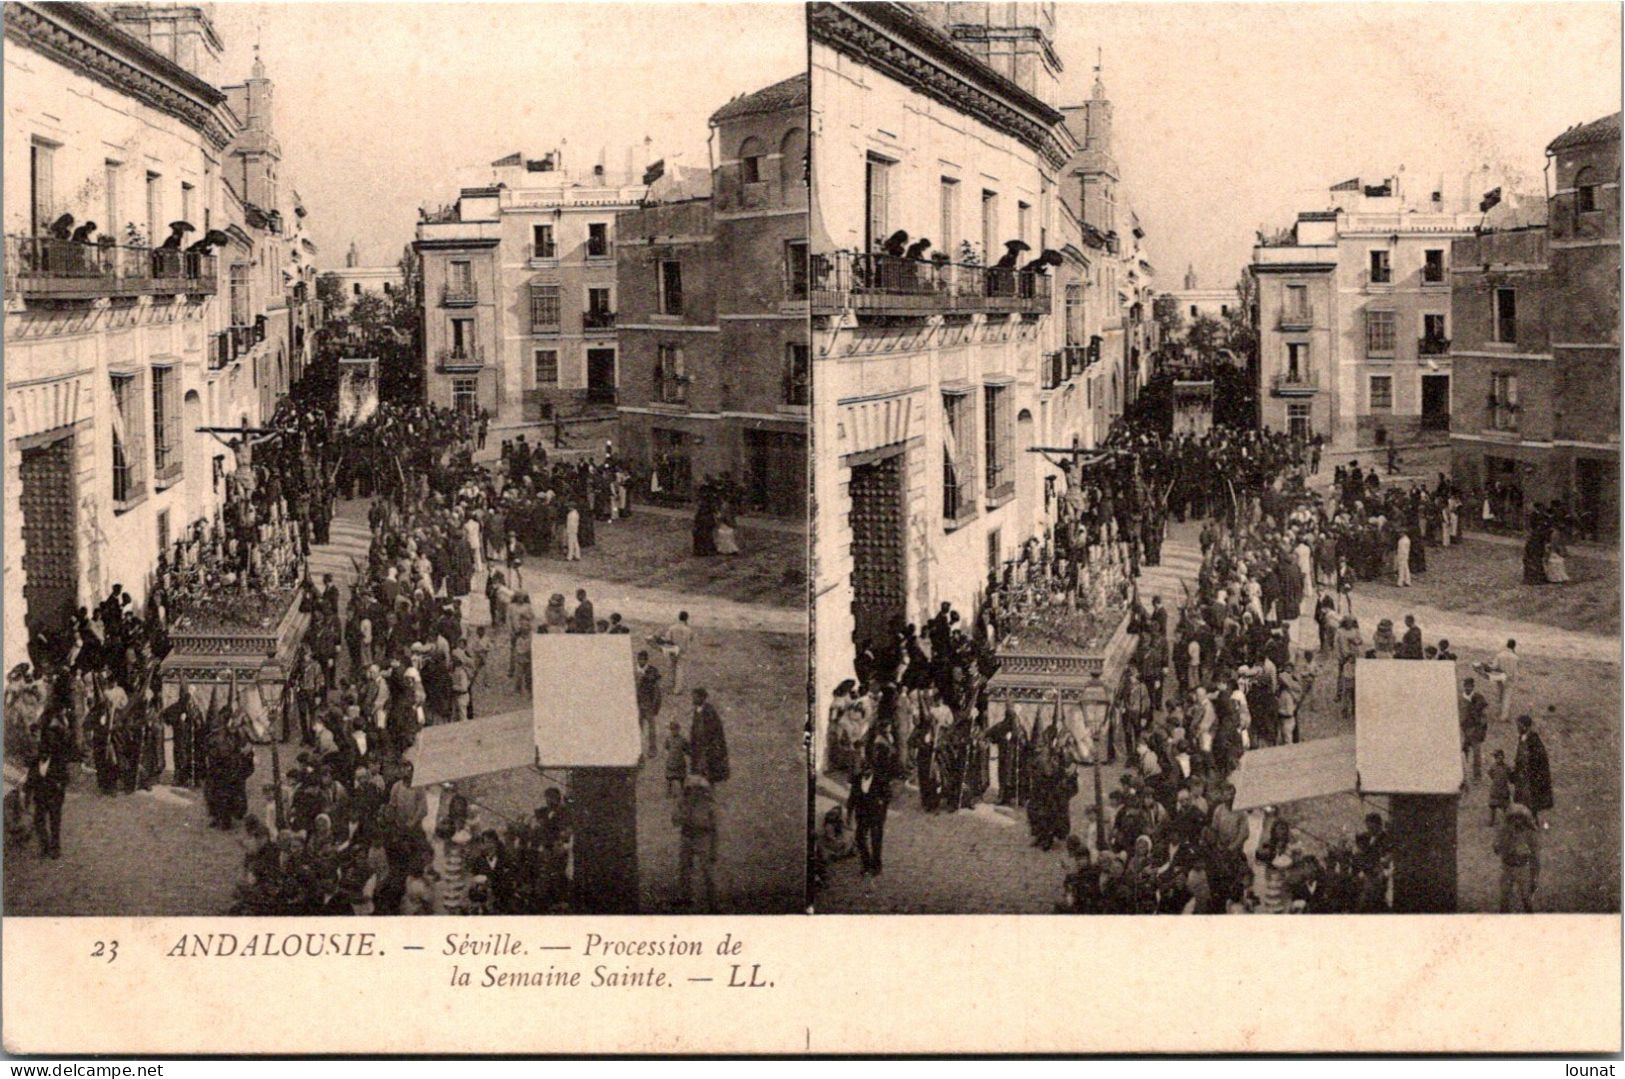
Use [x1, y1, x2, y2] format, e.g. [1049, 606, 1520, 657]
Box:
[212, 3, 806, 269]
[1055, 2, 1621, 294]
[214, 3, 1620, 287]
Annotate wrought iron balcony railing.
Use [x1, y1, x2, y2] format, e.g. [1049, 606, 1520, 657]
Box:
[436, 346, 485, 372]
[6, 235, 217, 299]
[809, 250, 1052, 318]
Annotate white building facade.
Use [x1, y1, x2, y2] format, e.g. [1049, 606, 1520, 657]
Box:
[1252, 179, 1484, 449]
[416, 154, 650, 425]
[3, 2, 313, 670]
[810, 1, 1075, 762]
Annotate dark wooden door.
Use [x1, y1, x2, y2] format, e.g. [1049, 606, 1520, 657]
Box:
[20, 435, 78, 641]
[848, 453, 906, 653]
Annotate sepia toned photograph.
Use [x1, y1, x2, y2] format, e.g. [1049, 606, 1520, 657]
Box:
[808, 1, 1621, 915]
[2, 0, 809, 916]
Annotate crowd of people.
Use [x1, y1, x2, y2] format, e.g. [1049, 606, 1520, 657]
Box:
[8, 381, 737, 913]
[817, 416, 1567, 914]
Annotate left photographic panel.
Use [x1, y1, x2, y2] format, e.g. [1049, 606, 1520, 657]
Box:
[2, 2, 810, 915]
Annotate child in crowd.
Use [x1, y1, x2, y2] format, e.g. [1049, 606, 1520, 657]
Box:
[1487, 749, 1512, 826]
[664, 720, 689, 795]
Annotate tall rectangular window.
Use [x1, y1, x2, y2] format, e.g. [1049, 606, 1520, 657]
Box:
[1369, 374, 1393, 410]
[1017, 201, 1031, 249]
[981, 190, 998, 266]
[983, 384, 1013, 500]
[1286, 342, 1309, 379]
[1368, 249, 1391, 284]
[146, 171, 162, 247]
[180, 182, 196, 228]
[1365, 309, 1396, 354]
[229, 263, 250, 325]
[532, 224, 556, 259]
[587, 286, 611, 313]
[864, 156, 891, 254]
[449, 260, 472, 290]
[784, 239, 808, 298]
[1494, 287, 1517, 343]
[534, 348, 559, 385]
[104, 161, 122, 237]
[450, 317, 474, 355]
[1491, 372, 1519, 430]
[110, 372, 144, 506]
[942, 390, 977, 525]
[587, 222, 610, 258]
[530, 284, 560, 330]
[30, 141, 55, 236]
[1286, 283, 1309, 319]
[657, 343, 686, 404]
[939, 178, 959, 258]
[1423, 248, 1445, 283]
[451, 377, 477, 413]
[151, 365, 181, 482]
[1423, 313, 1447, 347]
[1065, 283, 1084, 347]
[157, 509, 170, 555]
[659, 259, 683, 315]
[782, 342, 809, 406]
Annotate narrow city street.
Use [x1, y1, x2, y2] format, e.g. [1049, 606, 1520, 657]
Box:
[816, 521, 1621, 913]
[3, 498, 806, 915]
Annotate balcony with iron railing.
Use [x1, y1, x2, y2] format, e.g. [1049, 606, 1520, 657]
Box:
[585, 237, 614, 260]
[583, 309, 616, 333]
[1272, 370, 1321, 396]
[440, 282, 478, 307]
[1422, 265, 1449, 288]
[1277, 303, 1314, 331]
[436, 346, 485, 372]
[809, 251, 1052, 318]
[1419, 334, 1451, 356]
[5, 235, 217, 299]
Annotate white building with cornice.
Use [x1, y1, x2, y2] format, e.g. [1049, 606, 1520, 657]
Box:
[810, 0, 1075, 765]
[2, 2, 298, 671]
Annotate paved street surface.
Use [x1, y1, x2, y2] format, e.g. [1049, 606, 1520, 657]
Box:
[817, 520, 1620, 913]
[4, 498, 806, 915]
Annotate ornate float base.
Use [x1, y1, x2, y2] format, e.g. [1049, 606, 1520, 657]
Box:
[158, 591, 308, 711]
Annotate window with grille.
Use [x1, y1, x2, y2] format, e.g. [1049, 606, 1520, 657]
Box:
[534, 349, 559, 385]
[782, 342, 809, 406]
[657, 344, 687, 404]
[984, 384, 1013, 501]
[942, 390, 977, 526]
[659, 260, 683, 315]
[530, 284, 561, 331]
[532, 224, 556, 259]
[451, 377, 477, 413]
[111, 372, 145, 507]
[151, 365, 181, 483]
[1369, 374, 1393, 410]
[1365, 309, 1396, 354]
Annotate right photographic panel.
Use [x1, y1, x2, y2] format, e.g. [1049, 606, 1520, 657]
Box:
[807, 1, 1622, 914]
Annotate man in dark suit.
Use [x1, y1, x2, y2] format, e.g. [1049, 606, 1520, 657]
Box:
[635, 651, 662, 757]
[569, 589, 595, 635]
[688, 689, 729, 786]
[28, 685, 75, 859]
